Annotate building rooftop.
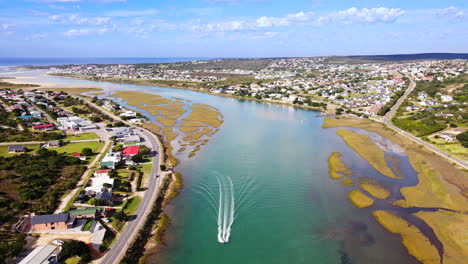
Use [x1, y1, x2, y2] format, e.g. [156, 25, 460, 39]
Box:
[123, 145, 140, 156]
[31, 213, 69, 225]
[69, 208, 98, 216]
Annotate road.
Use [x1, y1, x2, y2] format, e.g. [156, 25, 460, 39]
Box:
[80, 97, 167, 264]
[382, 72, 416, 124]
[55, 133, 111, 213]
[376, 75, 468, 169]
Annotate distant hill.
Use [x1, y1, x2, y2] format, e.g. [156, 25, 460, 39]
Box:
[325, 53, 468, 64]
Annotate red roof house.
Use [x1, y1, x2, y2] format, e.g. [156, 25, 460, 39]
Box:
[122, 145, 140, 156]
[32, 124, 55, 131]
[94, 169, 112, 177]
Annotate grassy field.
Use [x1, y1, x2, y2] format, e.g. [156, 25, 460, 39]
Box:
[373, 210, 440, 264]
[322, 117, 468, 264]
[123, 196, 142, 216]
[82, 219, 94, 231]
[63, 132, 99, 141]
[42, 87, 103, 94]
[336, 128, 399, 179]
[65, 256, 81, 264]
[0, 144, 41, 157]
[54, 141, 104, 155]
[348, 189, 374, 208]
[358, 178, 390, 200]
[414, 210, 468, 264]
[327, 152, 352, 180]
[428, 137, 468, 160]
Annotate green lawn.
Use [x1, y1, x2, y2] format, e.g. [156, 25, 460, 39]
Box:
[82, 219, 94, 231]
[0, 144, 41, 157]
[123, 196, 142, 216]
[54, 141, 104, 155]
[65, 257, 81, 264]
[64, 132, 99, 141]
[429, 136, 468, 159]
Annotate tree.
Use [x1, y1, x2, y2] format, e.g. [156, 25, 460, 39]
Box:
[114, 211, 127, 221]
[160, 164, 167, 171]
[88, 198, 105, 206]
[81, 148, 92, 156]
[138, 145, 150, 156]
[456, 131, 468, 148]
[121, 181, 132, 192]
[131, 154, 143, 163]
[60, 240, 91, 261]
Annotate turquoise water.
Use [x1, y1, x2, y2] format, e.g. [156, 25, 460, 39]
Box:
[2, 70, 420, 264]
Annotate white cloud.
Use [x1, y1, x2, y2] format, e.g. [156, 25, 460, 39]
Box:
[64, 27, 108, 37]
[25, 33, 48, 40]
[49, 13, 112, 25]
[436, 6, 466, 19]
[105, 9, 159, 17]
[1, 24, 16, 30]
[317, 7, 405, 25]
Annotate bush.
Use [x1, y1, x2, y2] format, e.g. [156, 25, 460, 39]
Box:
[456, 131, 468, 148]
[60, 240, 91, 261]
[81, 148, 93, 156]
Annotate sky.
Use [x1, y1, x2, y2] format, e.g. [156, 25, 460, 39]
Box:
[0, 0, 467, 57]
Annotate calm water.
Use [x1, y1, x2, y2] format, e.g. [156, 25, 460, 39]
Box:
[2, 69, 422, 264]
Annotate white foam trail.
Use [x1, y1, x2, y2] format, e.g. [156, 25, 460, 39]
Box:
[216, 175, 235, 243]
[217, 176, 224, 243]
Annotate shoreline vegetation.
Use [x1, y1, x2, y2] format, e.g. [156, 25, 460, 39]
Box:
[335, 128, 399, 179]
[373, 210, 441, 264]
[106, 91, 223, 261]
[47, 73, 331, 113]
[348, 189, 374, 208]
[324, 117, 468, 264]
[327, 152, 352, 180]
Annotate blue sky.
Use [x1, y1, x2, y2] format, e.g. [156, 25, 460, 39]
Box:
[0, 0, 467, 57]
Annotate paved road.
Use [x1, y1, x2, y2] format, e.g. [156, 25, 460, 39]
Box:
[383, 73, 416, 124]
[55, 136, 111, 213]
[377, 75, 468, 169]
[80, 97, 166, 264]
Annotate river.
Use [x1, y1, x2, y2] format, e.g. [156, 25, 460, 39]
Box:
[1, 68, 420, 264]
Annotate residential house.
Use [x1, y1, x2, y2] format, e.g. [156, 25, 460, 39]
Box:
[69, 208, 98, 219]
[94, 169, 112, 177]
[71, 152, 87, 161]
[122, 145, 140, 156]
[438, 133, 457, 142]
[19, 245, 60, 264]
[30, 213, 74, 232]
[85, 175, 114, 193]
[96, 191, 112, 202]
[45, 140, 60, 148]
[99, 161, 117, 169]
[8, 145, 26, 153]
[32, 124, 55, 131]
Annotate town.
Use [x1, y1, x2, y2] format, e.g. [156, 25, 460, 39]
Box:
[0, 87, 172, 264]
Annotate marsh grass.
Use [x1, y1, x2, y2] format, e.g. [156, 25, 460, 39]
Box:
[328, 152, 352, 180]
[348, 189, 374, 208]
[373, 210, 441, 264]
[414, 210, 468, 264]
[336, 129, 399, 179]
[358, 178, 390, 200]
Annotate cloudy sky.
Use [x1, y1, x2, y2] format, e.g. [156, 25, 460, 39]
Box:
[0, 0, 467, 57]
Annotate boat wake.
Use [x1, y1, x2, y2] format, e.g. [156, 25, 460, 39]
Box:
[217, 175, 235, 243]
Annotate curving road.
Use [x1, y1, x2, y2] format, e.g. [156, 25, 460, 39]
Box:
[378, 75, 468, 169]
[81, 98, 166, 264]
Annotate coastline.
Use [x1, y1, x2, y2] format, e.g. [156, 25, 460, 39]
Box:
[323, 117, 468, 263]
[46, 73, 332, 114]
